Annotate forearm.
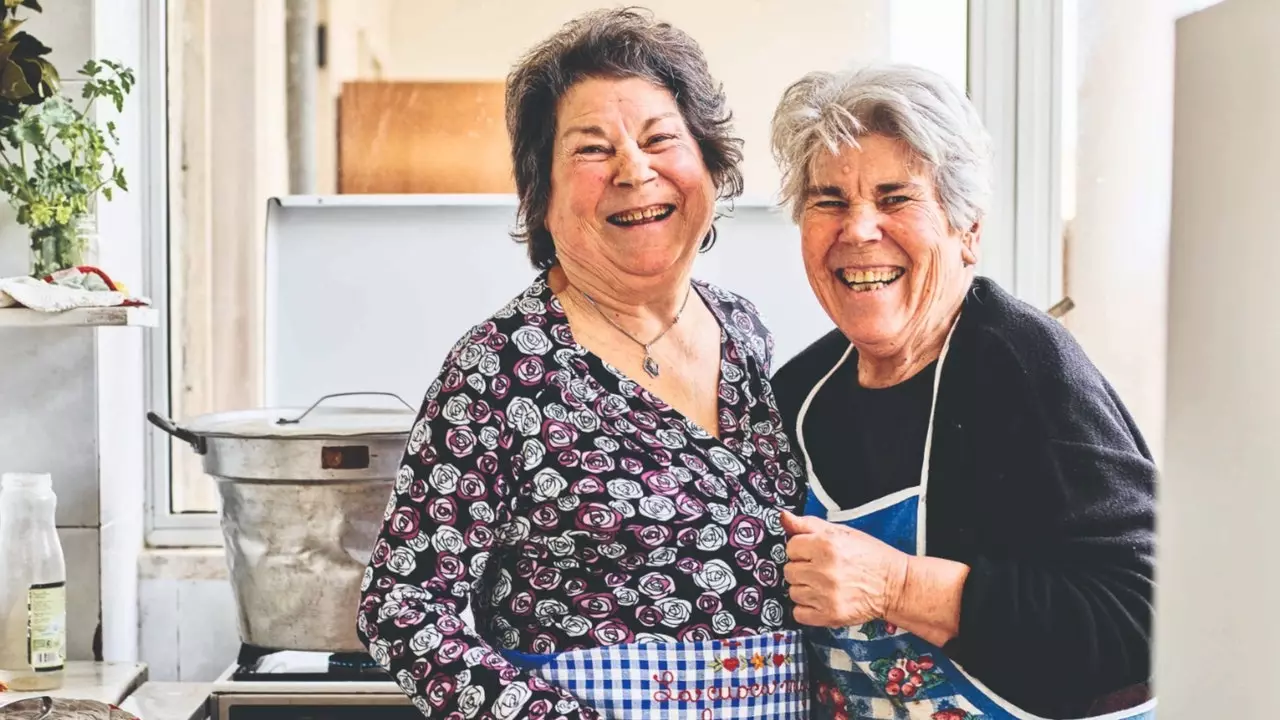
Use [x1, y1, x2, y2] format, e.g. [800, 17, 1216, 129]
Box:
[883, 554, 969, 648]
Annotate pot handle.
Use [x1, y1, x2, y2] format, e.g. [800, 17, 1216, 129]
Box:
[146, 412, 208, 455]
[275, 391, 415, 426]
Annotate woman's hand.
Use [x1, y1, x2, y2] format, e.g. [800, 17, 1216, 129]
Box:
[779, 510, 910, 627]
[780, 510, 970, 646]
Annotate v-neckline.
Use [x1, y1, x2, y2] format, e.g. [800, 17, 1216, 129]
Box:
[539, 274, 743, 449]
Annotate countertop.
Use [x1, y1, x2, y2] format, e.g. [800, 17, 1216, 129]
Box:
[0, 661, 147, 705]
[119, 681, 211, 720]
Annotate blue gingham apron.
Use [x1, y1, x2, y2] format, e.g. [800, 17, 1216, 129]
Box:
[502, 629, 809, 719]
[793, 318, 1157, 720]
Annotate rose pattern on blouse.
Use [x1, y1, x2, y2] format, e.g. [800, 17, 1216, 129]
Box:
[357, 273, 806, 720]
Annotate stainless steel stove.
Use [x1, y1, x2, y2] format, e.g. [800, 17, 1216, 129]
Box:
[209, 646, 416, 720]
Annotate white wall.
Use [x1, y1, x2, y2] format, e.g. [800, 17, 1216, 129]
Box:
[1157, 0, 1279, 713]
[1060, 0, 1230, 465]
[139, 552, 239, 682]
[1062, 0, 1178, 464]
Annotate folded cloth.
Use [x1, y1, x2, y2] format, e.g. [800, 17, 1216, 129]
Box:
[0, 266, 151, 312]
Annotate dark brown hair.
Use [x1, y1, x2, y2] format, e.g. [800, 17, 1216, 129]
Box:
[504, 6, 745, 270]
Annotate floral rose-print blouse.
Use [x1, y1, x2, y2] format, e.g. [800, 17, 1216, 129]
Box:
[357, 272, 807, 720]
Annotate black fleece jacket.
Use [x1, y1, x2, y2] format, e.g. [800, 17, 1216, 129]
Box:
[771, 275, 1156, 717]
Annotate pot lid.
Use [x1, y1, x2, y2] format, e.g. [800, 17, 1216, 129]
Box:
[181, 393, 417, 439]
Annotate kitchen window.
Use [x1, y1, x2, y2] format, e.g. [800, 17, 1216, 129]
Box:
[145, 0, 1060, 546]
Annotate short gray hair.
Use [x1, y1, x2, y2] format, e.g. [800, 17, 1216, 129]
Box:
[769, 63, 992, 232]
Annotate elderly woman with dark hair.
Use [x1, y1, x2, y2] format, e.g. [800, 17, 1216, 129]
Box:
[767, 64, 1157, 719]
[357, 8, 808, 720]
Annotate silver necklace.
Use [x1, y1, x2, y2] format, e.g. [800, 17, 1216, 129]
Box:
[579, 284, 693, 378]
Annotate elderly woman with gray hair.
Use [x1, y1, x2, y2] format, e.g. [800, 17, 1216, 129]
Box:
[358, 7, 809, 720]
[767, 64, 1157, 719]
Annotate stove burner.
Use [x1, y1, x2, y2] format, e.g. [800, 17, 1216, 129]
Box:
[329, 652, 380, 674]
[230, 644, 389, 682]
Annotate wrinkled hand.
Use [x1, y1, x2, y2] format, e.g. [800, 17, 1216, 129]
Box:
[780, 510, 910, 628]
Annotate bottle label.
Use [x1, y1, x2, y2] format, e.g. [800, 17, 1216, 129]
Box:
[28, 581, 66, 672]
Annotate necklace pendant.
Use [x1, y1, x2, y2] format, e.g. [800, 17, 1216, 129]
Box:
[643, 354, 661, 378]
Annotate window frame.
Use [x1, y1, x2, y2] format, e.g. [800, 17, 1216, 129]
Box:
[143, 0, 223, 547]
[969, 0, 1066, 312]
[143, 0, 1065, 547]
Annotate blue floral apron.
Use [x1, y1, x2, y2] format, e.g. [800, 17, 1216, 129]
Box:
[793, 320, 1156, 720]
[502, 630, 809, 719]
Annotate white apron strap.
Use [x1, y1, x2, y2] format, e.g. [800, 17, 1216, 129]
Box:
[916, 315, 962, 555]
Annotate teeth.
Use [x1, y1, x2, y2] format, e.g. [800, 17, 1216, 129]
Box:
[839, 268, 903, 289]
[612, 206, 672, 224]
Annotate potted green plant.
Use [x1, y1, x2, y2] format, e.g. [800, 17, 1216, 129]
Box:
[0, 58, 133, 276]
[0, 0, 61, 134]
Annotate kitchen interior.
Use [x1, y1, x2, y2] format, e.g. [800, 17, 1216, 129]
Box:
[0, 0, 1270, 717]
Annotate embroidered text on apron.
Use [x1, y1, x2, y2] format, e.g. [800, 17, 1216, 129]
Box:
[793, 319, 1156, 720]
[501, 630, 809, 719]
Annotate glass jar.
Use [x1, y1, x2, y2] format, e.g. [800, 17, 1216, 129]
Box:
[28, 213, 97, 278]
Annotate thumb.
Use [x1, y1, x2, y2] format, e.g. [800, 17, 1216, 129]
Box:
[779, 509, 824, 536]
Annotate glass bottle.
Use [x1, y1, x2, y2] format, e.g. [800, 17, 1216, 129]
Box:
[0, 472, 67, 691]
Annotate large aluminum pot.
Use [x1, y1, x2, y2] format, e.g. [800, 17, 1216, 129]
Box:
[146, 392, 416, 653]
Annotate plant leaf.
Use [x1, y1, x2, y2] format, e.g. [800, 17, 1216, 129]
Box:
[0, 99, 19, 131]
[0, 17, 21, 43]
[16, 113, 40, 145]
[0, 59, 32, 100]
[10, 30, 50, 58]
[34, 56, 55, 93]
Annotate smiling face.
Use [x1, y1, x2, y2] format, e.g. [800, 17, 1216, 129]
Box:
[545, 76, 717, 288]
[800, 133, 979, 363]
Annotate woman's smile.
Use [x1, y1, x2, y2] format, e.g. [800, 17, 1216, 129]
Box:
[606, 203, 677, 227]
[834, 266, 906, 293]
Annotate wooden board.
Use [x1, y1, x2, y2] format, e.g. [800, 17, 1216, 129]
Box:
[337, 81, 515, 194]
[0, 306, 158, 328]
